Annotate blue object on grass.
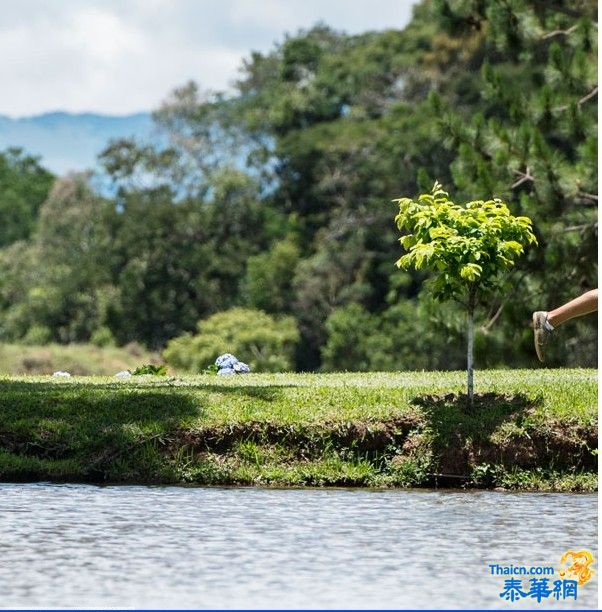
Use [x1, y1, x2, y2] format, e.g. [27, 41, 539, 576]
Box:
[215, 353, 251, 374]
[215, 353, 238, 369]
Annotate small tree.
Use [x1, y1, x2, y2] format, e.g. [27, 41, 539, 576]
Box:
[394, 182, 536, 405]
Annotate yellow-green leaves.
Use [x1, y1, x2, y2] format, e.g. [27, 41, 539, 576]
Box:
[460, 263, 482, 281]
[394, 182, 537, 302]
[394, 181, 538, 405]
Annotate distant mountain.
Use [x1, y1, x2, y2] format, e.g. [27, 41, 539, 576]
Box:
[0, 112, 154, 175]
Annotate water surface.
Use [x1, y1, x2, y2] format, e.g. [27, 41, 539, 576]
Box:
[0, 484, 597, 609]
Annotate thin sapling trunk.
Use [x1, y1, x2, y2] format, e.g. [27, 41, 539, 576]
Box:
[466, 286, 476, 407]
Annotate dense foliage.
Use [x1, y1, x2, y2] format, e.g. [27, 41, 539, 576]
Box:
[395, 183, 537, 298]
[0, 148, 54, 248]
[0, 0, 596, 370]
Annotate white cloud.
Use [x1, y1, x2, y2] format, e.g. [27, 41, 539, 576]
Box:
[227, 0, 413, 33]
[69, 8, 145, 62]
[0, 0, 416, 117]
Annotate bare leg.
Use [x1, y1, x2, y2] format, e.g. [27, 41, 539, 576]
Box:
[547, 289, 598, 328]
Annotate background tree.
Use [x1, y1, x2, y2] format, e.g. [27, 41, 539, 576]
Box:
[0, 175, 114, 343]
[430, 0, 598, 365]
[0, 0, 596, 373]
[0, 148, 54, 248]
[243, 239, 301, 313]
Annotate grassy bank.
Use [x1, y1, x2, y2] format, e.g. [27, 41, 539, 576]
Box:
[0, 343, 160, 376]
[0, 370, 597, 491]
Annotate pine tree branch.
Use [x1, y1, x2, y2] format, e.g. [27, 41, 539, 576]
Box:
[560, 223, 597, 233]
[554, 87, 598, 112]
[577, 192, 598, 203]
[511, 166, 535, 189]
[480, 272, 528, 333]
[541, 24, 578, 39]
[480, 301, 505, 333]
[577, 86, 598, 106]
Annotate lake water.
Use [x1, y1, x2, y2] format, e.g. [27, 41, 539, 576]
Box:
[0, 484, 597, 609]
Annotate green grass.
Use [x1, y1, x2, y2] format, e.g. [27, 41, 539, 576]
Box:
[0, 369, 597, 491]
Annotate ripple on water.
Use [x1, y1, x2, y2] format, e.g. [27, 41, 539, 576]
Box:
[0, 484, 597, 609]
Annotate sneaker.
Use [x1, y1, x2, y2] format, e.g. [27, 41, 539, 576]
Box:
[532, 311, 554, 362]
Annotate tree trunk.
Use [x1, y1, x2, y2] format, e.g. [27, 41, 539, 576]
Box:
[467, 287, 476, 408]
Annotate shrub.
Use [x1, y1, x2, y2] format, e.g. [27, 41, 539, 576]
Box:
[163, 308, 299, 373]
[90, 326, 116, 347]
[131, 364, 167, 376]
[21, 325, 52, 346]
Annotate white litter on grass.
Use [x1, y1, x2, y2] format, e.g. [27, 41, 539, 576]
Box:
[52, 371, 71, 378]
[115, 370, 132, 378]
[217, 367, 236, 376]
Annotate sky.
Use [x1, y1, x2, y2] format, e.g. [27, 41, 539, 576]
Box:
[0, 0, 417, 118]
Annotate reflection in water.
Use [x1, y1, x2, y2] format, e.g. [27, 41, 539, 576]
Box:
[0, 484, 597, 609]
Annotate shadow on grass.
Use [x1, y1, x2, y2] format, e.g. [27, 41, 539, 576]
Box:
[0, 380, 207, 479]
[0, 379, 294, 477]
[411, 391, 536, 440]
[0, 378, 293, 402]
[410, 392, 541, 479]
